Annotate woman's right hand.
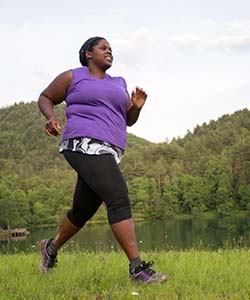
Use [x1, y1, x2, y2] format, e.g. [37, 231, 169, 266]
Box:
[45, 116, 61, 136]
[38, 70, 72, 137]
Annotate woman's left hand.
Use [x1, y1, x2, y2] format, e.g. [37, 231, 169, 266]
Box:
[131, 87, 147, 109]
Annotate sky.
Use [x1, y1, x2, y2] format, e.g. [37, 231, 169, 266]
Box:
[0, 0, 250, 143]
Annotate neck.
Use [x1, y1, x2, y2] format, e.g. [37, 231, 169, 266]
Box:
[88, 65, 106, 79]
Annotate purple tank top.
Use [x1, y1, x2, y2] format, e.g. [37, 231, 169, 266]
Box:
[61, 67, 128, 150]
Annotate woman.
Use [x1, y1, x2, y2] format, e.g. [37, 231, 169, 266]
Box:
[38, 36, 167, 284]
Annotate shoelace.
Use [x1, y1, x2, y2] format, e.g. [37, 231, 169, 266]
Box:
[139, 261, 155, 276]
[48, 256, 58, 268]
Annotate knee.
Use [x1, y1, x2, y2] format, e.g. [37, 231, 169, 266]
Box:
[106, 195, 132, 225]
[67, 209, 87, 228]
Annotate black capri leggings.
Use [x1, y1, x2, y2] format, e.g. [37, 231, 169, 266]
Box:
[63, 150, 132, 227]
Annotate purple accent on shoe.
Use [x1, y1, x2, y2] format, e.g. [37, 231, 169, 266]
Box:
[40, 239, 58, 273]
[130, 261, 167, 284]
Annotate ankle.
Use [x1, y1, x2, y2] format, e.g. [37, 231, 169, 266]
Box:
[46, 239, 58, 257]
[129, 256, 142, 272]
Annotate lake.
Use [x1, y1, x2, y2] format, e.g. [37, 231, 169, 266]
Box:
[1, 215, 250, 254]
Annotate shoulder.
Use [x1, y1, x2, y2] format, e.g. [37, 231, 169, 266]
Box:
[71, 66, 87, 75]
[43, 70, 73, 89]
[70, 67, 89, 82]
[59, 70, 73, 80]
[108, 75, 127, 89]
[49, 70, 73, 90]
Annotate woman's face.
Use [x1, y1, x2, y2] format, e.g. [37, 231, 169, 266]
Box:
[86, 39, 113, 70]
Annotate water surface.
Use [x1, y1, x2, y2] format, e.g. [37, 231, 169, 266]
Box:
[1, 215, 250, 254]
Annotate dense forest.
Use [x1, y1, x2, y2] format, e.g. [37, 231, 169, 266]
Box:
[0, 101, 250, 229]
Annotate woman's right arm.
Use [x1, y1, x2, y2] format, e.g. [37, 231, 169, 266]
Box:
[38, 70, 72, 136]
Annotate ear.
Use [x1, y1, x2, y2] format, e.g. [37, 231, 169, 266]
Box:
[85, 51, 92, 60]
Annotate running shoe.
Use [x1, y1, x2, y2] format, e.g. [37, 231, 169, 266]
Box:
[40, 239, 58, 273]
[130, 261, 167, 284]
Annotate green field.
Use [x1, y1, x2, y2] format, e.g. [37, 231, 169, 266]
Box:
[0, 250, 250, 300]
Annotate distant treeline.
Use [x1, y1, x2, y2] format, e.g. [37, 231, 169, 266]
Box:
[0, 102, 250, 228]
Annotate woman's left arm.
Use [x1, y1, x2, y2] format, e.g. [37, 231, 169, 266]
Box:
[126, 87, 147, 126]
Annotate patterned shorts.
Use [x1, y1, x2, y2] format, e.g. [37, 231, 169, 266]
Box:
[59, 137, 124, 164]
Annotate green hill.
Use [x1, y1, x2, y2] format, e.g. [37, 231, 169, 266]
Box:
[0, 102, 250, 228]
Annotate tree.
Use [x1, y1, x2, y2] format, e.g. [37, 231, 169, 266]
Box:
[0, 176, 21, 228]
[205, 158, 234, 215]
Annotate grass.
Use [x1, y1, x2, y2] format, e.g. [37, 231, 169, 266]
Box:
[0, 249, 250, 300]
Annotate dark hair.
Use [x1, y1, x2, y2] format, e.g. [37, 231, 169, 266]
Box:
[79, 36, 105, 66]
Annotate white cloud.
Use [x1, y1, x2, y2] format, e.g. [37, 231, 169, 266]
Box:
[111, 27, 163, 67]
[173, 33, 250, 52]
[208, 19, 250, 34]
[110, 7, 129, 16]
[172, 19, 250, 52]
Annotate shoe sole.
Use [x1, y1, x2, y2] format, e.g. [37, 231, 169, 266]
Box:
[39, 240, 50, 273]
[131, 274, 168, 284]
